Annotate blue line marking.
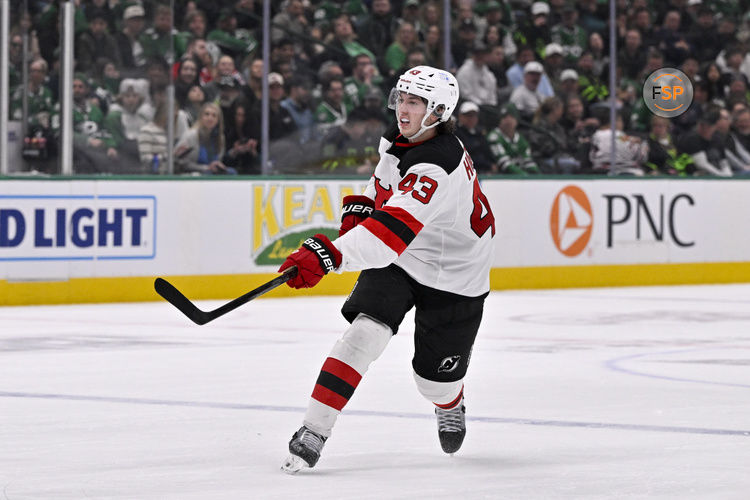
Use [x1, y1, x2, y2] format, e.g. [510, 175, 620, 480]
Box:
[1, 390, 748, 437]
[605, 348, 750, 389]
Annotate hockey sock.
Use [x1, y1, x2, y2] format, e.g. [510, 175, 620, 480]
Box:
[303, 314, 392, 437]
[413, 372, 464, 409]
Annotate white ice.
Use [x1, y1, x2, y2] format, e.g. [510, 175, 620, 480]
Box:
[2, 284, 749, 499]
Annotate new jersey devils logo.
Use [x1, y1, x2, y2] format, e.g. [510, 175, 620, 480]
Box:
[438, 355, 461, 373]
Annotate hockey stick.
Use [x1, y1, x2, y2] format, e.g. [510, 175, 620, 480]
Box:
[154, 266, 298, 325]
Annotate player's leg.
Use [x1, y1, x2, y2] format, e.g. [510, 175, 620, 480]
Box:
[282, 265, 415, 473]
[411, 288, 486, 454]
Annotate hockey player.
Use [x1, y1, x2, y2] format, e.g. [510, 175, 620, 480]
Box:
[277, 65, 496, 473]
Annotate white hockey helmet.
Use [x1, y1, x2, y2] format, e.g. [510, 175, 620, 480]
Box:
[388, 65, 460, 139]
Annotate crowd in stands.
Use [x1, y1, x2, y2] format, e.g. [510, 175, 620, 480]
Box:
[7, 0, 750, 176]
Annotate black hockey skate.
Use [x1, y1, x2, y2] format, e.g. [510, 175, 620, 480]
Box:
[435, 400, 466, 454]
[281, 426, 327, 474]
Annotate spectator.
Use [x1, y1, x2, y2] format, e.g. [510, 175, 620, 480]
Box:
[384, 22, 418, 77]
[423, 24, 445, 68]
[316, 14, 375, 75]
[8, 33, 25, 92]
[456, 42, 497, 107]
[542, 42, 565, 82]
[506, 45, 555, 97]
[214, 76, 244, 126]
[137, 101, 178, 174]
[483, 1, 516, 59]
[730, 107, 750, 170]
[208, 7, 258, 64]
[518, 2, 552, 59]
[677, 106, 732, 176]
[65, 74, 117, 174]
[558, 68, 580, 97]
[587, 32, 608, 79]
[588, 108, 648, 176]
[715, 107, 750, 173]
[175, 102, 236, 175]
[510, 61, 545, 121]
[103, 79, 152, 172]
[183, 85, 208, 126]
[141, 4, 188, 63]
[550, 2, 587, 64]
[272, 37, 314, 82]
[183, 38, 217, 86]
[357, 0, 398, 70]
[527, 97, 581, 174]
[204, 55, 246, 101]
[343, 53, 382, 109]
[486, 105, 540, 175]
[645, 115, 691, 176]
[452, 19, 479, 69]
[700, 61, 725, 104]
[577, 52, 609, 104]
[114, 4, 147, 77]
[687, 6, 722, 62]
[486, 45, 509, 91]
[223, 99, 259, 174]
[454, 101, 496, 173]
[11, 58, 55, 134]
[248, 72, 297, 142]
[244, 58, 264, 103]
[174, 58, 201, 108]
[76, 7, 122, 75]
[619, 29, 646, 81]
[272, 0, 309, 45]
[315, 78, 350, 134]
[281, 77, 317, 144]
[655, 10, 691, 66]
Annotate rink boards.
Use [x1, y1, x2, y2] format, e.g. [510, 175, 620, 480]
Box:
[1, 177, 749, 305]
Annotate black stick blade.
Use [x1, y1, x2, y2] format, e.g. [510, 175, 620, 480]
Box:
[154, 278, 212, 325]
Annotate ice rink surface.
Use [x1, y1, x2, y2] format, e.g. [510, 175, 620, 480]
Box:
[2, 284, 750, 499]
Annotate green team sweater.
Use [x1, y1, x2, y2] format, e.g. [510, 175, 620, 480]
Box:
[486, 128, 540, 174]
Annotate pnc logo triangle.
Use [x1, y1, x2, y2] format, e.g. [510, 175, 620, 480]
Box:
[550, 185, 593, 257]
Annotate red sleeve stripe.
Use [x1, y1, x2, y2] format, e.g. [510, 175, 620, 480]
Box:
[360, 207, 424, 255]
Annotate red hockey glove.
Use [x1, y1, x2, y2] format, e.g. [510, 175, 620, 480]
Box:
[278, 234, 342, 289]
[339, 195, 375, 237]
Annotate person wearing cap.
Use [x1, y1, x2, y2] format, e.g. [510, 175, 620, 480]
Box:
[247, 72, 298, 144]
[102, 78, 152, 172]
[456, 41, 497, 106]
[486, 105, 540, 175]
[114, 4, 147, 74]
[510, 61, 546, 121]
[542, 42, 565, 80]
[517, 1, 552, 60]
[455, 101, 496, 173]
[558, 68, 580, 96]
[505, 45, 555, 98]
[550, 1, 587, 63]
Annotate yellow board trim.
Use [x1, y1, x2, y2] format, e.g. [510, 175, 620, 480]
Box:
[3, 262, 750, 306]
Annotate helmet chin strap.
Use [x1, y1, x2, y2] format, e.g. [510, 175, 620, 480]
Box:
[403, 110, 442, 141]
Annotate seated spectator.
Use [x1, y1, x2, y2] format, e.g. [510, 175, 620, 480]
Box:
[385, 21, 418, 77]
[183, 85, 208, 127]
[356, 0, 398, 71]
[454, 101, 496, 173]
[281, 77, 317, 144]
[510, 61, 545, 122]
[103, 79, 152, 172]
[730, 107, 750, 163]
[655, 10, 691, 67]
[223, 99, 259, 175]
[76, 6, 122, 75]
[11, 58, 55, 134]
[506, 45, 555, 97]
[343, 53, 383, 109]
[452, 18, 479, 69]
[645, 115, 692, 176]
[527, 97, 580, 174]
[542, 42, 565, 82]
[486, 105, 540, 175]
[174, 58, 201, 108]
[677, 106, 732, 176]
[208, 7, 258, 64]
[577, 51, 609, 104]
[315, 77, 351, 135]
[271, 0, 309, 45]
[175, 102, 237, 175]
[204, 55, 246, 101]
[456, 42, 497, 106]
[114, 4, 147, 77]
[558, 68, 580, 97]
[551, 2, 586, 64]
[588, 108, 648, 176]
[316, 14, 376, 75]
[137, 101, 182, 174]
[316, 108, 379, 174]
[248, 72, 297, 142]
[715, 108, 750, 173]
[141, 3, 188, 62]
[619, 29, 646, 81]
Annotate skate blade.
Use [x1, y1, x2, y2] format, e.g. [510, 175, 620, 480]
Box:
[280, 454, 310, 474]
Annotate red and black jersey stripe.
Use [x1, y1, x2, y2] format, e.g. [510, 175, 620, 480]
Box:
[360, 205, 424, 255]
[311, 357, 363, 411]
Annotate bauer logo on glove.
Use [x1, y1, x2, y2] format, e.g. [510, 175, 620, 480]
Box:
[278, 234, 342, 289]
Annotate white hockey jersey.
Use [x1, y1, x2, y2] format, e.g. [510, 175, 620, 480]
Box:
[333, 125, 495, 297]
